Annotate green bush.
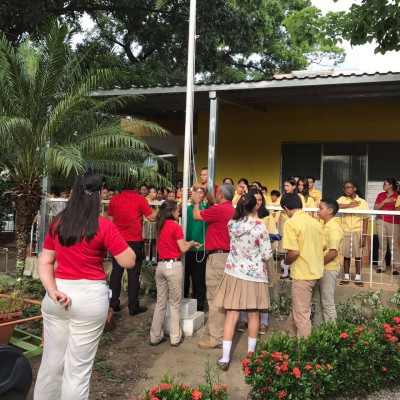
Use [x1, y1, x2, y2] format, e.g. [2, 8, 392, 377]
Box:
[243, 310, 400, 399]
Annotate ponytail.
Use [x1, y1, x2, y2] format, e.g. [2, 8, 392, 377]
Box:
[233, 193, 257, 221]
[155, 200, 178, 239]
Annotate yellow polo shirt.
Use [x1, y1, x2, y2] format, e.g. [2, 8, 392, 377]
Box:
[309, 188, 322, 206]
[264, 195, 272, 207]
[396, 197, 400, 208]
[257, 215, 278, 234]
[269, 198, 281, 223]
[233, 191, 242, 204]
[282, 210, 324, 280]
[277, 196, 289, 222]
[322, 218, 343, 271]
[299, 194, 316, 209]
[336, 195, 369, 232]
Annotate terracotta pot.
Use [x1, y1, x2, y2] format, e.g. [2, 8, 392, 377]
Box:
[0, 311, 23, 344]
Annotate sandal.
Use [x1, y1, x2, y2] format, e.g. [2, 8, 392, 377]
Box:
[339, 279, 350, 285]
[355, 280, 364, 287]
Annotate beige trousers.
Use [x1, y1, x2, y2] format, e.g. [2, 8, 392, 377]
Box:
[206, 253, 228, 343]
[34, 279, 109, 400]
[150, 261, 183, 344]
[312, 269, 339, 326]
[283, 279, 318, 338]
[377, 219, 400, 270]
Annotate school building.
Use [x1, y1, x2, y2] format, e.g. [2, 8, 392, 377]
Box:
[96, 70, 400, 205]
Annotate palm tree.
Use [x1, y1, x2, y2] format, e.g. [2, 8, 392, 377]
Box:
[0, 20, 171, 274]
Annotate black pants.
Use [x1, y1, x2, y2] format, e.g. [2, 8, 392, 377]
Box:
[109, 241, 144, 313]
[184, 251, 207, 311]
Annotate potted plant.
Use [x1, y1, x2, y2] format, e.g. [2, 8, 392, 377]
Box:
[0, 292, 25, 344]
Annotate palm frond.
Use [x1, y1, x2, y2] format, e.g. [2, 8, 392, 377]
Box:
[44, 145, 85, 176]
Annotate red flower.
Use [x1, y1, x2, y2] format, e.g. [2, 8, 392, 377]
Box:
[390, 336, 399, 342]
[241, 358, 251, 367]
[305, 365, 312, 371]
[278, 390, 287, 398]
[160, 383, 170, 390]
[382, 366, 388, 372]
[326, 364, 333, 370]
[283, 354, 289, 359]
[340, 332, 349, 339]
[316, 364, 322, 369]
[293, 367, 301, 379]
[256, 367, 261, 372]
[150, 397, 159, 400]
[262, 387, 270, 393]
[248, 351, 254, 355]
[244, 366, 251, 375]
[255, 359, 261, 365]
[311, 371, 316, 376]
[281, 361, 289, 371]
[393, 317, 400, 324]
[183, 385, 189, 389]
[149, 387, 159, 395]
[192, 389, 203, 400]
[364, 341, 369, 345]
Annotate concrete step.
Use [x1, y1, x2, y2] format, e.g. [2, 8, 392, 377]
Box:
[163, 311, 205, 336]
[166, 298, 197, 319]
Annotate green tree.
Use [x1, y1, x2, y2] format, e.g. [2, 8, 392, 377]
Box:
[0, 0, 345, 84]
[0, 20, 170, 273]
[284, 1, 400, 55]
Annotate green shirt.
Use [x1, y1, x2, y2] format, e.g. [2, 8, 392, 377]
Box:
[186, 203, 208, 252]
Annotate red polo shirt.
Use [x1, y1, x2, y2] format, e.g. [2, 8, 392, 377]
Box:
[44, 216, 128, 280]
[200, 201, 235, 251]
[375, 192, 400, 224]
[157, 220, 184, 259]
[108, 190, 152, 241]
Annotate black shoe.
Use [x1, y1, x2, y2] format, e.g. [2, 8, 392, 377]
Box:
[376, 268, 385, 273]
[150, 337, 167, 346]
[393, 270, 400, 275]
[171, 336, 185, 347]
[129, 306, 148, 316]
[110, 304, 121, 312]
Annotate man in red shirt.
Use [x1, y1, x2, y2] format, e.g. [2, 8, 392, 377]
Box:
[192, 183, 235, 349]
[108, 185, 156, 315]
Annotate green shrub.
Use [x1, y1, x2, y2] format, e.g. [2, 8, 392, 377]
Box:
[243, 310, 400, 399]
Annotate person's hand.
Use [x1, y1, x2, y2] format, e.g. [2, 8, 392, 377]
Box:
[361, 236, 366, 248]
[48, 289, 71, 309]
[323, 245, 327, 251]
[193, 242, 203, 249]
[191, 191, 201, 203]
[385, 197, 395, 203]
[349, 200, 360, 207]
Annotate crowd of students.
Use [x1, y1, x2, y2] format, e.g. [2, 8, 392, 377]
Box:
[33, 170, 400, 398]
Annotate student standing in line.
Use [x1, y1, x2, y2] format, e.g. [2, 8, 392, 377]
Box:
[214, 193, 272, 370]
[233, 178, 249, 205]
[281, 193, 324, 338]
[149, 200, 202, 347]
[237, 189, 277, 335]
[308, 176, 322, 206]
[337, 181, 369, 287]
[143, 186, 158, 265]
[374, 178, 400, 274]
[278, 178, 297, 278]
[312, 199, 343, 325]
[269, 190, 281, 224]
[297, 177, 316, 217]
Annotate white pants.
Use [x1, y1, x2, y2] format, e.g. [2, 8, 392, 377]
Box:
[34, 279, 109, 400]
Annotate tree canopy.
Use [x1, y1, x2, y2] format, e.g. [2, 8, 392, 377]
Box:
[0, 0, 345, 85]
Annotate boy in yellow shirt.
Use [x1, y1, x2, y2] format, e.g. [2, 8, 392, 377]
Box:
[307, 176, 322, 206]
[280, 193, 324, 338]
[312, 199, 343, 326]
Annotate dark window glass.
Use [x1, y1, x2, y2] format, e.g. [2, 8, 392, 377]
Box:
[368, 142, 400, 181]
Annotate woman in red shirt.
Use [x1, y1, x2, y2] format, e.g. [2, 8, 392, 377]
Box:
[34, 173, 135, 400]
[149, 200, 202, 347]
[374, 178, 400, 274]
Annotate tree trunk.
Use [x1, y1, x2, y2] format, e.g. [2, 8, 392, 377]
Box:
[12, 181, 42, 277]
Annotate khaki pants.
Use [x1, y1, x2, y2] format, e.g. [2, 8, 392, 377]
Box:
[283, 279, 318, 338]
[150, 261, 183, 344]
[377, 219, 400, 270]
[34, 279, 109, 400]
[206, 253, 228, 343]
[312, 270, 339, 326]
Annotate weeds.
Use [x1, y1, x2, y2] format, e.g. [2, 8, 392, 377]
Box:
[93, 354, 126, 382]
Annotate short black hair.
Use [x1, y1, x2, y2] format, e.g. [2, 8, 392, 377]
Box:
[321, 198, 339, 216]
[260, 186, 268, 192]
[280, 193, 302, 210]
[223, 177, 234, 184]
[201, 167, 208, 171]
[307, 176, 316, 182]
[50, 187, 60, 197]
[252, 181, 262, 187]
[270, 190, 280, 197]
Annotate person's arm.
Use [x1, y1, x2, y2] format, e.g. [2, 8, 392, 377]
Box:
[324, 249, 338, 265]
[146, 211, 157, 222]
[114, 247, 136, 268]
[374, 197, 395, 210]
[191, 191, 204, 221]
[259, 228, 273, 261]
[177, 239, 202, 253]
[283, 250, 300, 265]
[339, 201, 360, 209]
[204, 187, 214, 206]
[38, 249, 71, 308]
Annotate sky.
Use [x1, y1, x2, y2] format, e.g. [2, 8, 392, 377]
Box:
[75, 0, 400, 74]
[312, 0, 400, 73]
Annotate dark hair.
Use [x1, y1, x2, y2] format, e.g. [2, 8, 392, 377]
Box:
[270, 190, 280, 197]
[50, 187, 60, 197]
[148, 185, 157, 191]
[252, 181, 262, 188]
[223, 177, 234, 185]
[344, 180, 364, 199]
[155, 200, 178, 238]
[260, 186, 268, 192]
[108, 188, 115, 192]
[307, 176, 316, 183]
[201, 167, 208, 171]
[233, 193, 258, 221]
[280, 193, 302, 210]
[50, 172, 103, 247]
[140, 184, 148, 189]
[284, 177, 298, 194]
[385, 178, 399, 192]
[249, 188, 269, 218]
[238, 178, 249, 186]
[296, 177, 310, 201]
[320, 198, 339, 216]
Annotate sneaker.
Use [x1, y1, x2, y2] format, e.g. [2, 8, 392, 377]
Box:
[393, 270, 400, 276]
[198, 340, 223, 350]
[237, 321, 248, 332]
[217, 360, 229, 371]
[376, 268, 386, 273]
[259, 323, 268, 335]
